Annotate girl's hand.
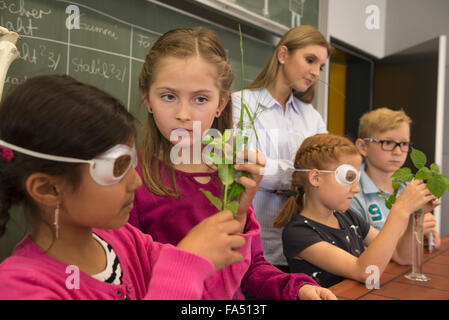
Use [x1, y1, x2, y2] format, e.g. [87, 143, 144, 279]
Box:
[298, 284, 338, 300]
[423, 212, 437, 236]
[393, 180, 437, 218]
[423, 213, 441, 250]
[177, 210, 245, 271]
[426, 229, 441, 250]
[234, 148, 266, 231]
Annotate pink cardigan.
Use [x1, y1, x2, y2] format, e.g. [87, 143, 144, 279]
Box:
[129, 166, 319, 299]
[0, 223, 215, 300]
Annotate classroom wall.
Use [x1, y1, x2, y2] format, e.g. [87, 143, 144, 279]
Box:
[327, 0, 449, 236]
[383, 0, 449, 237]
[327, 0, 386, 58]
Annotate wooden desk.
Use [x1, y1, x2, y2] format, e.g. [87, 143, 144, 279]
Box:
[329, 235, 449, 300]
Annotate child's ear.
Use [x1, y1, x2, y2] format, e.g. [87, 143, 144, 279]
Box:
[355, 138, 368, 157]
[216, 93, 230, 118]
[277, 45, 289, 65]
[25, 173, 60, 209]
[140, 90, 152, 114]
[308, 169, 321, 188]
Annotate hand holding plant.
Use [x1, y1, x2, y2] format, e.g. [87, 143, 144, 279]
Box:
[379, 147, 446, 281]
[199, 25, 264, 218]
[380, 147, 448, 212]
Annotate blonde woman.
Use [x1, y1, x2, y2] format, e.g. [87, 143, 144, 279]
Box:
[232, 25, 332, 271]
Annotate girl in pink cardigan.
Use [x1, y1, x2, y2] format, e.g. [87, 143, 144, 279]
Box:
[131, 27, 336, 300]
[0, 75, 246, 300]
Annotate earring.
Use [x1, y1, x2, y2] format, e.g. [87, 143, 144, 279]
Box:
[54, 201, 60, 239]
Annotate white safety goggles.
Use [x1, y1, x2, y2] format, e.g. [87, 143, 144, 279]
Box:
[295, 164, 361, 186]
[0, 139, 137, 186]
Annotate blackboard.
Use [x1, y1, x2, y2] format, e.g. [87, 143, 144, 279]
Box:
[1, 0, 275, 121]
[0, 0, 275, 261]
[234, 0, 319, 29]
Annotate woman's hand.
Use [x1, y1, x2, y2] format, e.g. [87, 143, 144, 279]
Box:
[298, 284, 338, 300]
[177, 210, 245, 271]
[233, 148, 266, 232]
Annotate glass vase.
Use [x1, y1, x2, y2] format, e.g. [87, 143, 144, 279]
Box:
[404, 211, 431, 281]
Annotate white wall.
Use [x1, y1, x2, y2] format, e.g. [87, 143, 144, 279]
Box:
[327, 0, 387, 58]
[326, 0, 449, 235]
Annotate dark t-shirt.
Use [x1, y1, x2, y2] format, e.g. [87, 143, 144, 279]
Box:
[282, 210, 371, 287]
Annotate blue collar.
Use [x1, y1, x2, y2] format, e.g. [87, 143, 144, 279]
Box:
[359, 163, 383, 194]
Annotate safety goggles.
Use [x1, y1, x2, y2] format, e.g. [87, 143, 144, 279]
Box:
[0, 139, 137, 186]
[295, 164, 361, 186]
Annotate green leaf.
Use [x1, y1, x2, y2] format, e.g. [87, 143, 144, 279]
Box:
[217, 164, 235, 186]
[387, 194, 396, 205]
[386, 200, 393, 209]
[223, 129, 232, 143]
[391, 167, 413, 182]
[227, 181, 245, 200]
[430, 163, 440, 174]
[199, 188, 222, 210]
[225, 200, 239, 215]
[392, 180, 401, 190]
[204, 135, 224, 150]
[377, 194, 388, 200]
[442, 175, 449, 190]
[426, 174, 448, 198]
[201, 134, 214, 145]
[410, 148, 427, 169]
[203, 151, 223, 165]
[242, 103, 260, 144]
[415, 167, 432, 180]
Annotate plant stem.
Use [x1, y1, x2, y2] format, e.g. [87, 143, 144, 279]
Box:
[223, 184, 228, 211]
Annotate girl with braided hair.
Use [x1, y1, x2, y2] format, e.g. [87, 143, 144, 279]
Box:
[274, 133, 440, 287]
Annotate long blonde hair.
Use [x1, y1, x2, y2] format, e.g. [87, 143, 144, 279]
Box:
[248, 25, 333, 104]
[138, 27, 234, 198]
[273, 134, 360, 228]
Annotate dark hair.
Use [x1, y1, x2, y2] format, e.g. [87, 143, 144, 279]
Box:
[0, 75, 136, 237]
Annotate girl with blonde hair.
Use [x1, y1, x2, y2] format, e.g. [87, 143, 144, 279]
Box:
[274, 133, 439, 287]
[129, 27, 336, 300]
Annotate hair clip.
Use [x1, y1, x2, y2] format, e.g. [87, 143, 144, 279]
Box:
[0, 146, 14, 162]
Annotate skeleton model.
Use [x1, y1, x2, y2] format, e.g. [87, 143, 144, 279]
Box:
[0, 27, 19, 101]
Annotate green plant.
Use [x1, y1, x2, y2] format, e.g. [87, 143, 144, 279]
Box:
[199, 25, 260, 215]
[379, 147, 449, 211]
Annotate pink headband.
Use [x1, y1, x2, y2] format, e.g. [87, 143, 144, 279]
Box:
[0, 146, 14, 162]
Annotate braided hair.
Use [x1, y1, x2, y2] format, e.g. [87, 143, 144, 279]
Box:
[273, 134, 360, 228]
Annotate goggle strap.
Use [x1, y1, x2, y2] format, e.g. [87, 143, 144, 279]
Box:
[294, 169, 334, 173]
[0, 139, 93, 165]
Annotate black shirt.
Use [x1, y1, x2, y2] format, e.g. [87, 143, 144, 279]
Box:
[282, 210, 371, 287]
